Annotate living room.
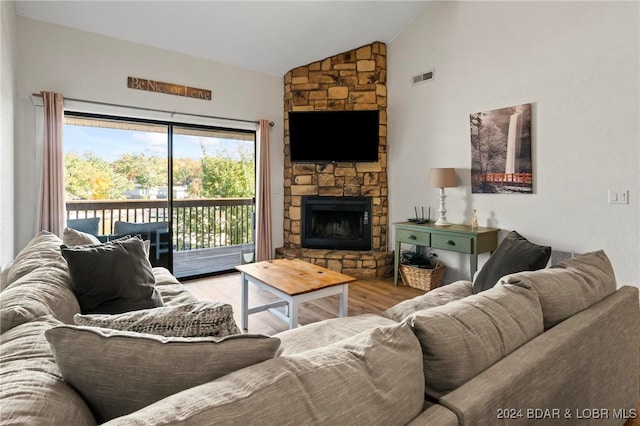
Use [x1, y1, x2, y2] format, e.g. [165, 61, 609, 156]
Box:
[1, 1, 638, 288]
[1, 2, 639, 424]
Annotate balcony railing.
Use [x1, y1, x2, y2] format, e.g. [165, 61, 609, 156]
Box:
[65, 198, 255, 252]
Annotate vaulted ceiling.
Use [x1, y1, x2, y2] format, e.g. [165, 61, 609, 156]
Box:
[15, 1, 430, 76]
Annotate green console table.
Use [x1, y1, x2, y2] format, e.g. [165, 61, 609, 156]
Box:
[393, 222, 500, 286]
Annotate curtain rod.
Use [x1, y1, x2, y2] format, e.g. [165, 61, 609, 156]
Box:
[31, 93, 275, 127]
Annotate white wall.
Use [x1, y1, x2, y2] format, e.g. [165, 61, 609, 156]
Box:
[0, 1, 16, 268]
[388, 1, 639, 286]
[14, 17, 284, 255]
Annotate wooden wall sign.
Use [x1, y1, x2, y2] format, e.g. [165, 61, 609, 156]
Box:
[127, 77, 212, 101]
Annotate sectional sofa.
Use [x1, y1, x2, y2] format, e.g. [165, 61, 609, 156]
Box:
[1, 230, 638, 425]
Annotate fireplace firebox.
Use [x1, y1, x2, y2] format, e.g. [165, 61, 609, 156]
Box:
[301, 196, 372, 251]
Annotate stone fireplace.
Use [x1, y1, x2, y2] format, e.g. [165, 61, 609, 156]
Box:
[275, 41, 393, 278]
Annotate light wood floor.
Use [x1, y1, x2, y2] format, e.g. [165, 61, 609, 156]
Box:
[183, 272, 424, 335]
[183, 273, 640, 424]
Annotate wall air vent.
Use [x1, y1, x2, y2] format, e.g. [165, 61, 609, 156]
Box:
[412, 69, 435, 86]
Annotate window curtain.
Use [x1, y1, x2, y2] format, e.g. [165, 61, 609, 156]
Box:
[255, 119, 272, 261]
[39, 91, 65, 236]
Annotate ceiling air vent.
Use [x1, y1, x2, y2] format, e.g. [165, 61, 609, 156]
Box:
[412, 69, 434, 86]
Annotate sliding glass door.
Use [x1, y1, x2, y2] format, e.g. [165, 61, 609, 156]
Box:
[63, 113, 256, 278]
[171, 126, 256, 278]
[63, 115, 170, 269]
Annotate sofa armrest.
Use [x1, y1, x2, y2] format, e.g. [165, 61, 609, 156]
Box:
[439, 286, 640, 426]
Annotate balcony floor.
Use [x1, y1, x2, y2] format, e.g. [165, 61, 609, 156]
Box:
[172, 244, 254, 279]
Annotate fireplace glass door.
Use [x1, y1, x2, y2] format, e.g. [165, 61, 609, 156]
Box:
[301, 196, 371, 251]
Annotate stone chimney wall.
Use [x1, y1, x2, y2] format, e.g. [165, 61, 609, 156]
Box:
[282, 42, 388, 252]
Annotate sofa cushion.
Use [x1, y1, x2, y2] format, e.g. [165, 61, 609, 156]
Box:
[62, 227, 101, 246]
[152, 267, 200, 306]
[275, 313, 397, 356]
[0, 316, 96, 426]
[61, 236, 163, 314]
[4, 230, 65, 287]
[0, 260, 80, 334]
[500, 250, 617, 329]
[406, 283, 543, 399]
[473, 230, 551, 294]
[381, 280, 473, 322]
[0, 261, 13, 292]
[104, 323, 424, 426]
[74, 301, 240, 337]
[45, 325, 280, 423]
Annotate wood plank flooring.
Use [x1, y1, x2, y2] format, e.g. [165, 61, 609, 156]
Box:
[182, 273, 640, 424]
[182, 272, 423, 335]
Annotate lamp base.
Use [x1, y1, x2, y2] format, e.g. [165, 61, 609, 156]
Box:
[434, 218, 452, 227]
[435, 187, 452, 227]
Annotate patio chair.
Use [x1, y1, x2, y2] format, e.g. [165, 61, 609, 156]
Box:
[67, 217, 100, 236]
[113, 221, 170, 260]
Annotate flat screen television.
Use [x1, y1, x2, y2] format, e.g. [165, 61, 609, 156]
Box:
[288, 110, 379, 163]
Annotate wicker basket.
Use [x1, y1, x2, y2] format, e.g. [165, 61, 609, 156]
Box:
[399, 261, 446, 291]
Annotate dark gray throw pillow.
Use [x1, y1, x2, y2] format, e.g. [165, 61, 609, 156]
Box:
[61, 236, 163, 314]
[472, 230, 551, 294]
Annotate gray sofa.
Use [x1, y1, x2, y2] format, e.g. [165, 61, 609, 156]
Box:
[1, 231, 638, 425]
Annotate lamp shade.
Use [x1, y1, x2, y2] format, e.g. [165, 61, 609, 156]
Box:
[428, 168, 458, 188]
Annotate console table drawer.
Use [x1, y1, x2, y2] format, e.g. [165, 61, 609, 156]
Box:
[431, 234, 471, 253]
[396, 228, 430, 246]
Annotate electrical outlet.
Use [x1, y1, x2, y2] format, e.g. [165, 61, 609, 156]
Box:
[608, 189, 629, 205]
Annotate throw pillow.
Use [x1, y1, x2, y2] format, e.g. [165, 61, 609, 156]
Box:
[74, 301, 241, 337]
[60, 236, 163, 314]
[381, 280, 473, 322]
[100, 323, 424, 426]
[44, 325, 281, 423]
[500, 250, 617, 329]
[65, 232, 152, 258]
[406, 283, 543, 399]
[473, 230, 551, 294]
[62, 227, 101, 246]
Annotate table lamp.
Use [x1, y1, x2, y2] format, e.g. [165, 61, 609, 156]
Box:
[428, 168, 458, 226]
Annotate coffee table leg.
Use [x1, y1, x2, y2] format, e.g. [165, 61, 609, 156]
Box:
[339, 285, 349, 317]
[288, 299, 298, 329]
[240, 272, 249, 330]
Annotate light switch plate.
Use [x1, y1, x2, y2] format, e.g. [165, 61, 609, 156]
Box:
[608, 189, 629, 204]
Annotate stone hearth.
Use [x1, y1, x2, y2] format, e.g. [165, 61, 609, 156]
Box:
[275, 247, 393, 279]
[276, 41, 392, 278]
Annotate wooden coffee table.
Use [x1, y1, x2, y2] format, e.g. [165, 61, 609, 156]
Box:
[235, 259, 357, 330]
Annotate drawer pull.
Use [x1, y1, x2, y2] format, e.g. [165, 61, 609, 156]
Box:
[408, 235, 417, 240]
[446, 240, 456, 246]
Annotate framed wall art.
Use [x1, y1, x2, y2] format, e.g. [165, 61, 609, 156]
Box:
[470, 103, 532, 194]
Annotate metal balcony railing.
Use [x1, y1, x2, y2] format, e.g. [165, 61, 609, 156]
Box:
[65, 198, 255, 252]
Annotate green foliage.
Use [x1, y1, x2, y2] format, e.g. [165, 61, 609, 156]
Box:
[64, 153, 132, 200]
[113, 153, 166, 197]
[200, 145, 255, 198]
[65, 145, 255, 202]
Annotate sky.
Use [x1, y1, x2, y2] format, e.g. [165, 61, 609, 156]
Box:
[63, 125, 254, 162]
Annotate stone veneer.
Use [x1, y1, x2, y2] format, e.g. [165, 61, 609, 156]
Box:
[275, 41, 393, 278]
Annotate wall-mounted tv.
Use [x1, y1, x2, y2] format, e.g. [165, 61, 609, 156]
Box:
[288, 110, 379, 163]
